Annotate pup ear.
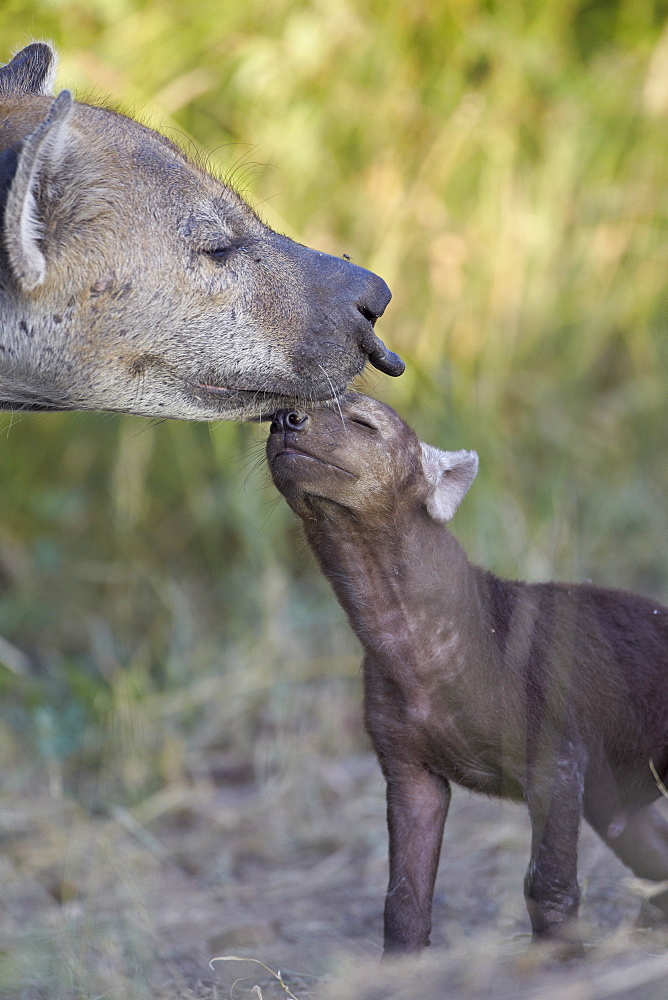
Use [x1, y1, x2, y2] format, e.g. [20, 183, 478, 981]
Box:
[419, 442, 478, 523]
[3, 89, 74, 291]
[0, 43, 58, 96]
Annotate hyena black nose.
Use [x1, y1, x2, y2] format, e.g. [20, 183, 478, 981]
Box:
[270, 409, 309, 433]
[356, 275, 405, 377]
[274, 235, 405, 379]
[356, 273, 391, 327]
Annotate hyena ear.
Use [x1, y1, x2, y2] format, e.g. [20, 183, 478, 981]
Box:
[0, 43, 58, 96]
[419, 442, 478, 523]
[3, 89, 74, 291]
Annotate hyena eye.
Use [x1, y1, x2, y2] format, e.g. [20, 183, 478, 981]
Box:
[203, 245, 235, 262]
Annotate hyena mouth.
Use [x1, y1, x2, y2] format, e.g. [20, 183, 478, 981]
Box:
[196, 383, 257, 397]
[191, 383, 282, 411]
[192, 379, 346, 415]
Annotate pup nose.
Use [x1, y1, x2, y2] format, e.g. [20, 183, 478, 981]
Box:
[270, 409, 309, 433]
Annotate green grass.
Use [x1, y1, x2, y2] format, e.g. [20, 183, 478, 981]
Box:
[0, 0, 666, 801]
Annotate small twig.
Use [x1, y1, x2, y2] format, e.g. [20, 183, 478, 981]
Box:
[229, 976, 255, 1000]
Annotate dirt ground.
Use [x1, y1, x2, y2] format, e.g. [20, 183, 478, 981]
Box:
[2, 747, 668, 1000]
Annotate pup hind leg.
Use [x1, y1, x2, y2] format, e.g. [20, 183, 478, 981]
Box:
[588, 802, 668, 925]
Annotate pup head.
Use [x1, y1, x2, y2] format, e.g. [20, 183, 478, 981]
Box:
[267, 393, 478, 526]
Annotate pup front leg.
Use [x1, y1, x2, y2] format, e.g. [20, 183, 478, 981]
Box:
[524, 749, 586, 954]
[381, 761, 451, 956]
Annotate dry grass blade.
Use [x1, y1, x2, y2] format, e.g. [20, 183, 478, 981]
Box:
[209, 955, 303, 1000]
[649, 758, 668, 800]
[0, 633, 31, 674]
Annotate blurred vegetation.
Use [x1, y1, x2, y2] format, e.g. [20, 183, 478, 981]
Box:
[0, 0, 666, 804]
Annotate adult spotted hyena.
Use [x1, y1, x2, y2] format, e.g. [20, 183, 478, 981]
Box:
[0, 43, 403, 420]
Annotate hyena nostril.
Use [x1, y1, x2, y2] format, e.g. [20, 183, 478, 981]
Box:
[358, 305, 378, 326]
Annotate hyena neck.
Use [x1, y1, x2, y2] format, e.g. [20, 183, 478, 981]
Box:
[0, 302, 76, 410]
[302, 501, 483, 675]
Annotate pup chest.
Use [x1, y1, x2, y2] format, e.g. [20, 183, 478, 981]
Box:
[364, 659, 523, 798]
[422, 699, 511, 794]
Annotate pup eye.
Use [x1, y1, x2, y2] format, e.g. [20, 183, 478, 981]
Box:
[350, 417, 377, 431]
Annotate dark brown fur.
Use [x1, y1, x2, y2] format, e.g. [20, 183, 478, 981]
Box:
[267, 394, 668, 956]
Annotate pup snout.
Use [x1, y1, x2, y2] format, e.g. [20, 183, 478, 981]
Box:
[270, 409, 309, 434]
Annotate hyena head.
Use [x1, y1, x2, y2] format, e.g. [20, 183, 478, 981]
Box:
[0, 43, 403, 420]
